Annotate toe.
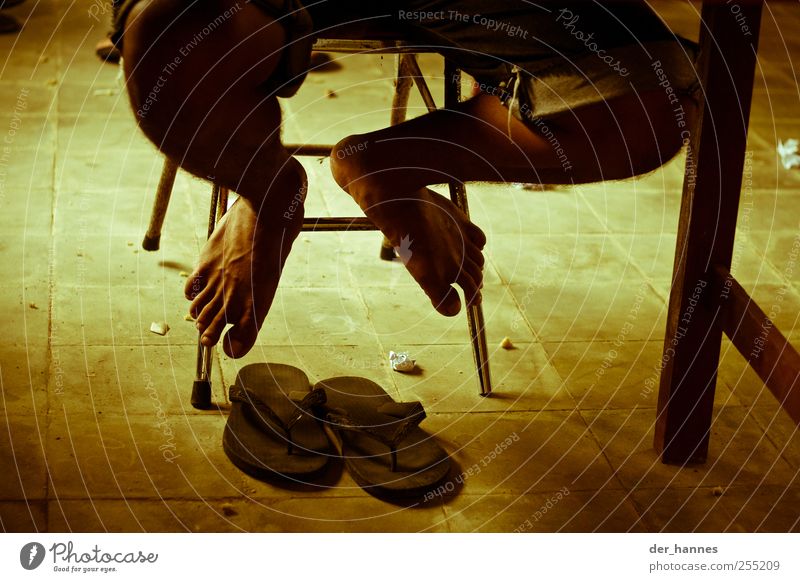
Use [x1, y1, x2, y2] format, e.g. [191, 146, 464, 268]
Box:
[189, 285, 217, 318]
[456, 270, 482, 307]
[184, 271, 206, 300]
[195, 291, 223, 333]
[470, 247, 486, 268]
[469, 223, 487, 249]
[222, 313, 259, 358]
[200, 310, 230, 347]
[462, 258, 484, 289]
[427, 284, 462, 317]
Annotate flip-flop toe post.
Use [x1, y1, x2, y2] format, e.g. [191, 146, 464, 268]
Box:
[223, 363, 331, 480]
[317, 377, 450, 496]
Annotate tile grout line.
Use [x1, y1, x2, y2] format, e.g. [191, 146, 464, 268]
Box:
[39, 11, 69, 532]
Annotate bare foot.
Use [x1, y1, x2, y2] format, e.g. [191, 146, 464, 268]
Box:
[184, 174, 305, 358]
[332, 140, 486, 316]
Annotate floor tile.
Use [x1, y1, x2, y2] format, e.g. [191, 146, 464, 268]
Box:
[490, 234, 637, 287]
[393, 343, 573, 414]
[469, 183, 607, 236]
[48, 345, 225, 416]
[0, 284, 51, 347]
[240, 496, 449, 532]
[631, 487, 737, 532]
[0, 416, 48, 500]
[585, 407, 797, 490]
[0, 188, 53, 236]
[424, 412, 618, 496]
[442, 489, 646, 532]
[0, 346, 48, 416]
[545, 340, 736, 411]
[510, 279, 667, 343]
[51, 284, 198, 347]
[46, 414, 247, 500]
[0, 501, 47, 532]
[718, 483, 800, 532]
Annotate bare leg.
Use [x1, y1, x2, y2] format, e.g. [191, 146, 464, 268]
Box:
[122, 0, 305, 357]
[123, 0, 695, 353]
[331, 91, 695, 315]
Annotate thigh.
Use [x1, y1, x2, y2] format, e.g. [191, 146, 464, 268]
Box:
[335, 88, 694, 192]
[120, 0, 290, 185]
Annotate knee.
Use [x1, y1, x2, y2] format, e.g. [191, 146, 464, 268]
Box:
[120, 0, 285, 152]
[121, 2, 186, 146]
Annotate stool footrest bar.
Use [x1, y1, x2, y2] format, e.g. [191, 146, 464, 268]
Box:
[302, 217, 377, 231]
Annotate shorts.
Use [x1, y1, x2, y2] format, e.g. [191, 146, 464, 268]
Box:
[360, 0, 701, 123]
[114, 1, 699, 115]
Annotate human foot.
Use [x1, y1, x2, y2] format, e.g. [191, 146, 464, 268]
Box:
[331, 142, 486, 316]
[185, 174, 305, 358]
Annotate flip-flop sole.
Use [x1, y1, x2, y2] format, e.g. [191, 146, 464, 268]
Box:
[223, 363, 330, 480]
[316, 377, 450, 496]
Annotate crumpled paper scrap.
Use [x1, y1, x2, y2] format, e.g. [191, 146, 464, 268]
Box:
[389, 350, 416, 373]
[777, 139, 800, 170]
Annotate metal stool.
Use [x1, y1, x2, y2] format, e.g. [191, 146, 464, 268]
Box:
[142, 36, 493, 409]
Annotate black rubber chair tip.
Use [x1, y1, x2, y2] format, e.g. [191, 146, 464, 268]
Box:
[191, 380, 212, 409]
[379, 245, 396, 261]
[142, 234, 161, 252]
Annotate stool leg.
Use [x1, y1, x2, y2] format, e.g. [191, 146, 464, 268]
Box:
[191, 184, 226, 409]
[142, 158, 178, 251]
[445, 61, 492, 396]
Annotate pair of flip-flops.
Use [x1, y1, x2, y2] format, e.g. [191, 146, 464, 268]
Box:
[222, 363, 450, 496]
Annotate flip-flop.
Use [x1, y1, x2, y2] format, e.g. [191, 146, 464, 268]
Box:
[315, 376, 450, 496]
[223, 363, 331, 480]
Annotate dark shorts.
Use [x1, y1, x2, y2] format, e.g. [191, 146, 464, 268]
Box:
[114, 0, 698, 114]
[306, 0, 699, 120]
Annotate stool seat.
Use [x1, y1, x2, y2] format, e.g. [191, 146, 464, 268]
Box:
[312, 23, 437, 53]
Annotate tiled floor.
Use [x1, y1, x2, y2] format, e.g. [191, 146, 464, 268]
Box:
[1, 1, 799, 532]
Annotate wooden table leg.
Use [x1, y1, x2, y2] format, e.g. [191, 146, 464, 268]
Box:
[655, 1, 763, 464]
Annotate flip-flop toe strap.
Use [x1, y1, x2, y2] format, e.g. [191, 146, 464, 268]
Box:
[327, 402, 426, 472]
[230, 386, 326, 455]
